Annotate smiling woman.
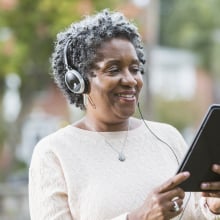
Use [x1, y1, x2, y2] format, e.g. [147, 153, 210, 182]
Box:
[28, 9, 220, 220]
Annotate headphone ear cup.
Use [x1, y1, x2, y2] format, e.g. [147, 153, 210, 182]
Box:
[65, 69, 86, 94]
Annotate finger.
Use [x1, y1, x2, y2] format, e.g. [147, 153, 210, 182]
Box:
[212, 164, 220, 175]
[156, 198, 183, 219]
[169, 198, 183, 212]
[166, 199, 183, 219]
[201, 182, 220, 191]
[201, 191, 220, 198]
[158, 172, 190, 193]
[167, 209, 183, 220]
[162, 187, 185, 201]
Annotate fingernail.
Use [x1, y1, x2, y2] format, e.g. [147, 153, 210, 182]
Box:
[213, 164, 219, 170]
[183, 171, 190, 177]
[201, 183, 208, 189]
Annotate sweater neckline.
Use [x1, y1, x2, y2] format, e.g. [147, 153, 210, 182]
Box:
[66, 120, 145, 139]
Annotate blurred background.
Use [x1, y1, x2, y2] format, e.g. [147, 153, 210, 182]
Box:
[0, 0, 220, 219]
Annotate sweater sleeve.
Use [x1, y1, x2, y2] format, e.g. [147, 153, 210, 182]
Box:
[29, 145, 73, 220]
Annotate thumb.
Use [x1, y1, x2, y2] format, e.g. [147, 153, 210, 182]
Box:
[158, 172, 190, 193]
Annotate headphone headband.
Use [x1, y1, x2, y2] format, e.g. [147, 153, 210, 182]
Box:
[63, 39, 71, 70]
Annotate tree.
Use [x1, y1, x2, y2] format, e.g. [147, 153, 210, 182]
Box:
[0, 0, 121, 178]
[160, 0, 220, 72]
[155, 0, 220, 130]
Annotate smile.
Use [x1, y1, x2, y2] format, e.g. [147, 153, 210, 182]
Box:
[118, 94, 135, 98]
[117, 93, 136, 102]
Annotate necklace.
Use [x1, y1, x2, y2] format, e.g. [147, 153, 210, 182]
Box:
[93, 120, 130, 162]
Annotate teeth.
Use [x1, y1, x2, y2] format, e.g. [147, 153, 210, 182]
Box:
[118, 94, 134, 98]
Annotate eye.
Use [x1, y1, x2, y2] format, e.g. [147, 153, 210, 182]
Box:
[107, 65, 120, 74]
[130, 65, 141, 74]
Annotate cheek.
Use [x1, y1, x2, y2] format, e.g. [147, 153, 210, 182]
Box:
[89, 79, 112, 99]
[90, 76, 117, 93]
[136, 75, 143, 90]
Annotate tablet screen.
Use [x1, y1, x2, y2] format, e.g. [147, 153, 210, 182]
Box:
[177, 104, 220, 191]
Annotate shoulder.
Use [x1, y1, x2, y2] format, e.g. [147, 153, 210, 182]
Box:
[143, 120, 180, 134]
[30, 125, 77, 162]
[30, 124, 101, 162]
[129, 117, 182, 140]
[145, 120, 185, 142]
[34, 125, 72, 149]
[142, 120, 188, 157]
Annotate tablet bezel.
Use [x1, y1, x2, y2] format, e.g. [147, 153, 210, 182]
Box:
[176, 104, 220, 191]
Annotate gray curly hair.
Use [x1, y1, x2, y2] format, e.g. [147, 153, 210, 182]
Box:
[51, 9, 146, 110]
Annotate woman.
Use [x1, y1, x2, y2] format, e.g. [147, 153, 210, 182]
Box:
[29, 9, 220, 220]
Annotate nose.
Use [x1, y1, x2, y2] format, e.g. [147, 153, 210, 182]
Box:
[121, 70, 137, 87]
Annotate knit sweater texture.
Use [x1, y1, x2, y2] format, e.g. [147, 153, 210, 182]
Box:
[29, 120, 220, 220]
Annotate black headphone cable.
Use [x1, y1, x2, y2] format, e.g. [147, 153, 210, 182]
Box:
[137, 102, 191, 220]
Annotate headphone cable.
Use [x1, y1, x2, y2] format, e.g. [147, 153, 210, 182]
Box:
[137, 102, 180, 165]
[137, 102, 191, 220]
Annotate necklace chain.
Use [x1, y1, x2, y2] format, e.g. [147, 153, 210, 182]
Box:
[94, 120, 130, 162]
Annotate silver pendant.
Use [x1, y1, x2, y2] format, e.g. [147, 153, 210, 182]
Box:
[118, 152, 126, 162]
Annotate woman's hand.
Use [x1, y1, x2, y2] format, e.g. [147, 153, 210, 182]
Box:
[127, 172, 190, 220]
[201, 164, 220, 214]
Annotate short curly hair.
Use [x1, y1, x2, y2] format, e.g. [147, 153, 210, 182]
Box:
[51, 9, 146, 110]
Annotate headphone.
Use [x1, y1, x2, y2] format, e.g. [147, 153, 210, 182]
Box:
[63, 39, 89, 94]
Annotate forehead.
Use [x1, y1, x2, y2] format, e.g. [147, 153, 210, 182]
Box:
[95, 38, 138, 62]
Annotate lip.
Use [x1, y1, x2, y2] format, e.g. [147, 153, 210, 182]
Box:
[116, 90, 137, 102]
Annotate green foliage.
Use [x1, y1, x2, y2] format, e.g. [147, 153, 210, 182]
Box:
[154, 98, 197, 132]
[160, 0, 220, 72]
[91, 0, 121, 11]
[0, 120, 7, 148]
[0, 0, 119, 84]
[0, 0, 121, 177]
[0, 101, 7, 151]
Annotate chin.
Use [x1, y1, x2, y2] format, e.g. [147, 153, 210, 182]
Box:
[120, 109, 135, 118]
[113, 104, 136, 119]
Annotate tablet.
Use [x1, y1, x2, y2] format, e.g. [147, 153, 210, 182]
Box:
[176, 104, 220, 191]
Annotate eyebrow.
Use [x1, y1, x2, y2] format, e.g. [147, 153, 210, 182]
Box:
[101, 58, 140, 65]
[92, 58, 141, 71]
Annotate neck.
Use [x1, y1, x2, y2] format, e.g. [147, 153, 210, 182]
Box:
[81, 116, 130, 132]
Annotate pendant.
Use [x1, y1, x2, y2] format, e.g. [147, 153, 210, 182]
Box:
[118, 152, 126, 162]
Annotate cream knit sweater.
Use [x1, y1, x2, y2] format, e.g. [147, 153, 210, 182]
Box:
[29, 120, 220, 220]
